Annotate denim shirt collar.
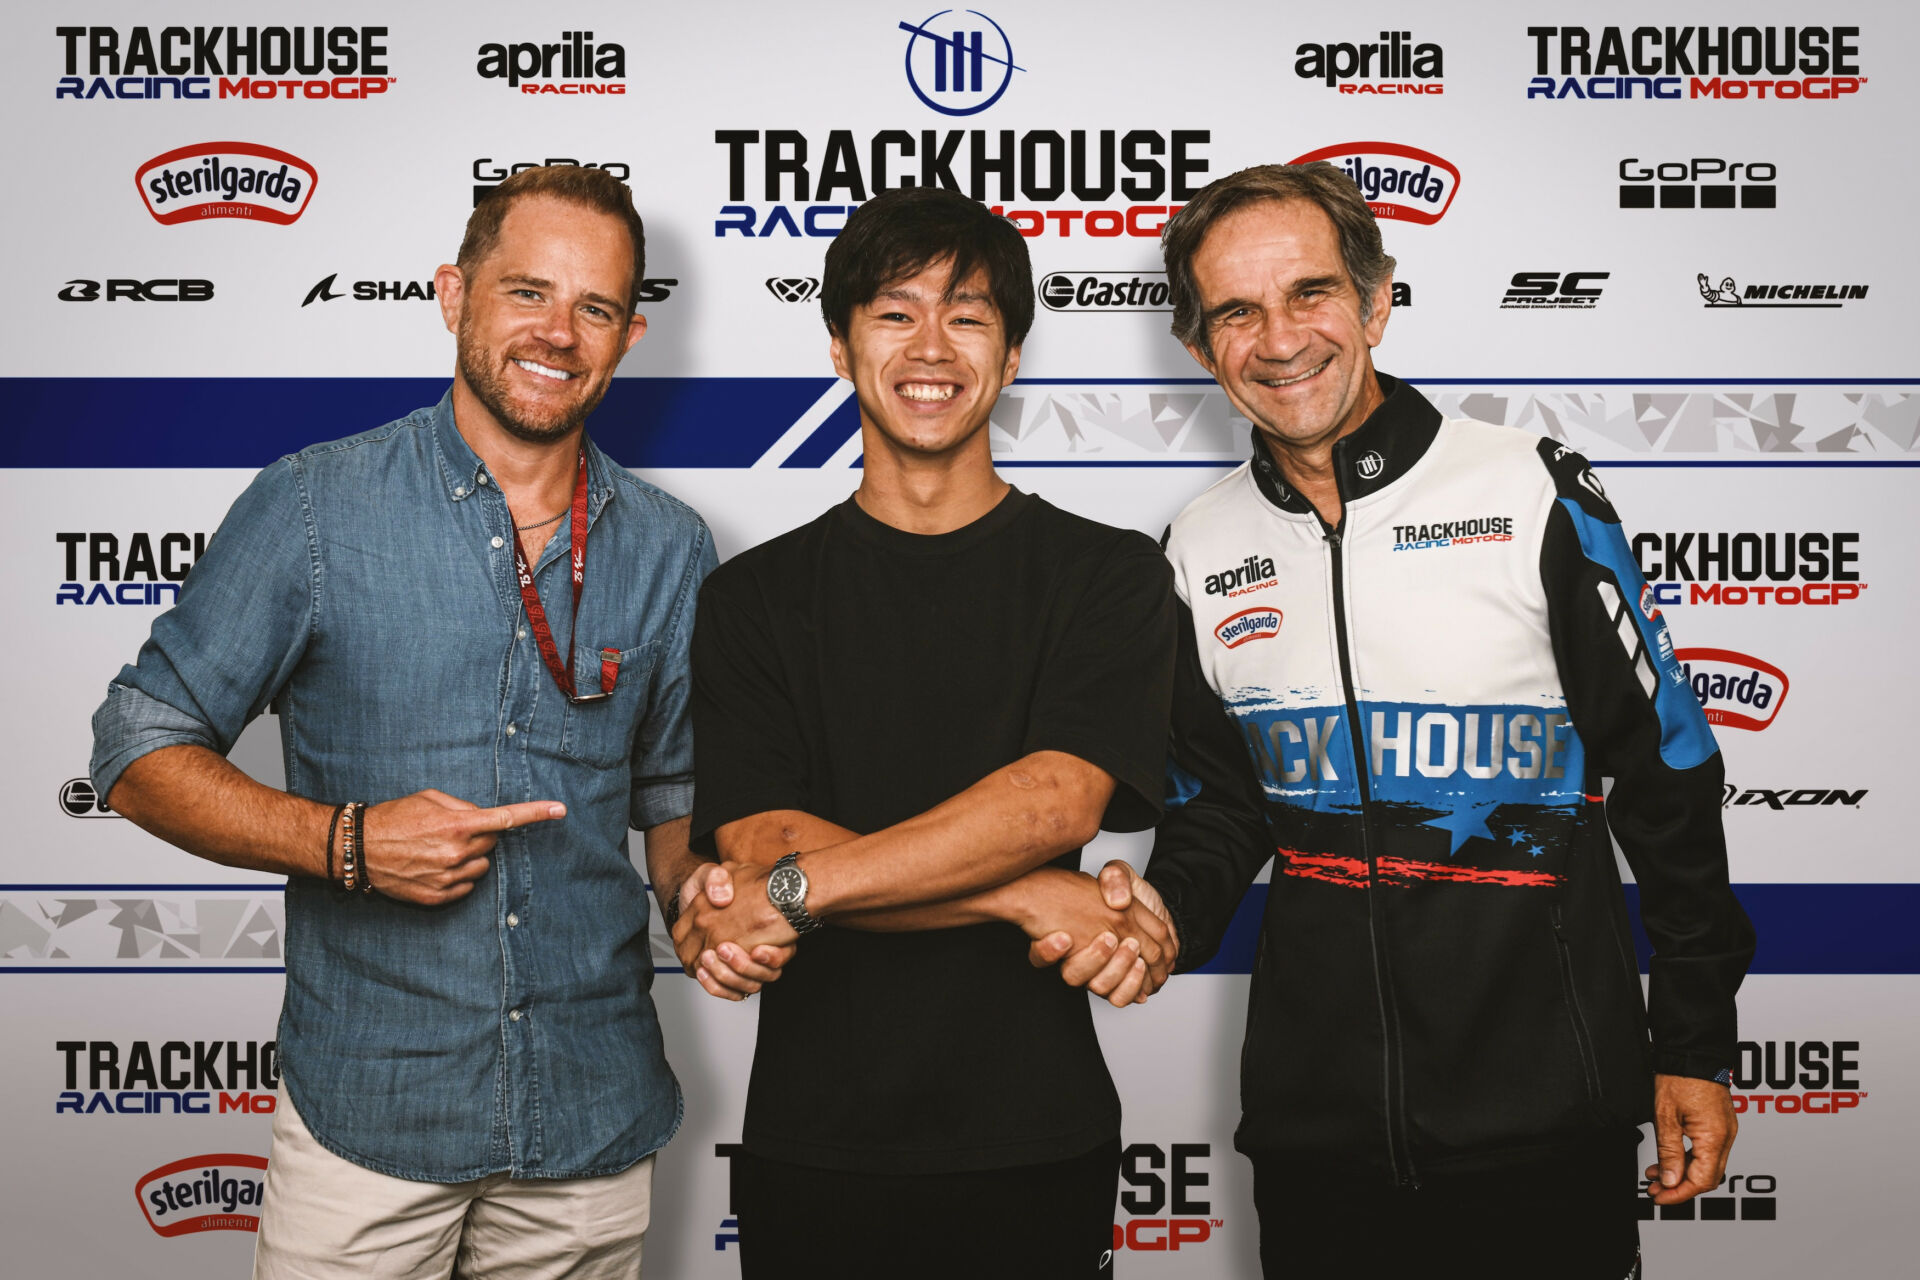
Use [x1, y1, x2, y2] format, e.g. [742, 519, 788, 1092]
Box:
[429, 387, 618, 519]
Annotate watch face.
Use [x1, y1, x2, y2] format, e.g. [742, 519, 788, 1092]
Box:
[768, 865, 805, 906]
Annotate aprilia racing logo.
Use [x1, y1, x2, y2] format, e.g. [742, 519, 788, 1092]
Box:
[1392, 515, 1514, 551]
[1526, 25, 1865, 101]
[1677, 649, 1787, 731]
[1295, 32, 1443, 94]
[137, 143, 316, 226]
[55, 25, 392, 101]
[1204, 554, 1277, 598]
[137, 1154, 268, 1237]
[1215, 607, 1282, 648]
[476, 32, 626, 94]
[1633, 531, 1864, 606]
[1288, 142, 1457, 224]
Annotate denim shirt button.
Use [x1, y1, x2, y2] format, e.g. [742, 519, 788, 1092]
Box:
[505, 723, 517, 737]
[508, 1009, 522, 1022]
[507, 913, 520, 927]
[491, 535, 505, 549]
[477, 473, 490, 486]
[454, 486, 467, 498]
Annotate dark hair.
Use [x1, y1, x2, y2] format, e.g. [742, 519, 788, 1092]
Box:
[458, 166, 648, 310]
[821, 186, 1034, 347]
[1161, 162, 1396, 357]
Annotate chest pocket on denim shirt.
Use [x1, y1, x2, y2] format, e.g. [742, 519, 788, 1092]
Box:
[560, 640, 658, 767]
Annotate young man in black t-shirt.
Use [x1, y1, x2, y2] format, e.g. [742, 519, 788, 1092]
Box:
[671, 187, 1181, 1276]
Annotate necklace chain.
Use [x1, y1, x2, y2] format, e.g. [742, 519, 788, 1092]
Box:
[513, 508, 568, 533]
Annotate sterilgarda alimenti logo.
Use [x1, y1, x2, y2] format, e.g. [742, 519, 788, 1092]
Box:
[135, 1154, 268, 1237]
[1676, 649, 1789, 731]
[136, 142, 317, 226]
[1288, 142, 1458, 224]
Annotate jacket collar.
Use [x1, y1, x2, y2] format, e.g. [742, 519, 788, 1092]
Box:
[1248, 372, 1441, 516]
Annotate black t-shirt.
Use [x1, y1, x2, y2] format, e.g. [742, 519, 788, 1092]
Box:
[690, 487, 1176, 1174]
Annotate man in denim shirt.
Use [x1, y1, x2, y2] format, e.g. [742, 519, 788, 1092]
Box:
[89, 167, 718, 1279]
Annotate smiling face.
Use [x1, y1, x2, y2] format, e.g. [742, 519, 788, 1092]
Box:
[439, 195, 646, 445]
[829, 258, 1021, 461]
[1184, 198, 1391, 458]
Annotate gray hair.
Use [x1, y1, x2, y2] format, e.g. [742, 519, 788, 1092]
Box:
[1161, 162, 1396, 356]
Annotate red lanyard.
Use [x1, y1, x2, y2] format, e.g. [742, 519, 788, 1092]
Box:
[512, 449, 618, 703]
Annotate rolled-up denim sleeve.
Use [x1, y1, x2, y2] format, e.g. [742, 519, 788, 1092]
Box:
[628, 518, 717, 830]
[90, 456, 317, 803]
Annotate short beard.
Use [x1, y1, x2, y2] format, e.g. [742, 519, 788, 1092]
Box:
[456, 315, 606, 444]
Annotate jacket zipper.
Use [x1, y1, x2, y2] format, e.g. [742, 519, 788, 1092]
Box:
[1321, 470, 1419, 1188]
[1550, 902, 1603, 1100]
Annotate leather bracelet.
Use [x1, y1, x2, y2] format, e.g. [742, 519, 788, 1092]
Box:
[325, 804, 344, 886]
[354, 802, 373, 895]
[340, 802, 363, 892]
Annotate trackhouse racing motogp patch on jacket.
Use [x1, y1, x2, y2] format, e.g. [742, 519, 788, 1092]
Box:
[1147, 374, 1755, 1179]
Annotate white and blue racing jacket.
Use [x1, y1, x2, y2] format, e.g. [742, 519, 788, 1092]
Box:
[1147, 374, 1755, 1180]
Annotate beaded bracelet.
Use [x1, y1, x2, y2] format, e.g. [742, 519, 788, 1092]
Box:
[340, 802, 362, 893]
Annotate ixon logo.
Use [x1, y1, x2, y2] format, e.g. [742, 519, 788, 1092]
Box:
[766, 277, 820, 303]
[136, 142, 316, 226]
[1676, 649, 1787, 731]
[1289, 141, 1458, 224]
[1215, 607, 1281, 649]
[136, 1154, 267, 1237]
[899, 10, 1021, 115]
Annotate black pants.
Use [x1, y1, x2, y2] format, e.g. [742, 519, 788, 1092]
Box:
[732, 1138, 1120, 1279]
[1251, 1132, 1643, 1280]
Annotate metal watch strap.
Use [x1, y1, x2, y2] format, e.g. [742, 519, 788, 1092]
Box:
[769, 852, 824, 934]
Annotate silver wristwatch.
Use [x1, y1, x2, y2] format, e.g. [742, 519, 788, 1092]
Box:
[767, 853, 823, 934]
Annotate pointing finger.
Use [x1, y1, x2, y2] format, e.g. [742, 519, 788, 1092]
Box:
[482, 801, 568, 832]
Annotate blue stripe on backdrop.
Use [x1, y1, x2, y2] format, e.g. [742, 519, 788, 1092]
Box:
[0, 377, 825, 470]
[2, 883, 1912, 975]
[1188, 883, 1920, 977]
[5, 376, 1915, 469]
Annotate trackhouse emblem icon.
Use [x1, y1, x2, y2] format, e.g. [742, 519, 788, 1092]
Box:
[1356, 450, 1385, 479]
[899, 10, 1022, 115]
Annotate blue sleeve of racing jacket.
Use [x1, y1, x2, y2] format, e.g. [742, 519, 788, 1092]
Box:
[1536, 439, 1756, 1083]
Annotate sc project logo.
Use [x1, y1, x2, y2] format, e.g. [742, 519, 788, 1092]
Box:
[900, 10, 1022, 115]
[1289, 141, 1458, 223]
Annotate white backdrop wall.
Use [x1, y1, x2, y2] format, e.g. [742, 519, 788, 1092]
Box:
[3, 1, 1916, 1275]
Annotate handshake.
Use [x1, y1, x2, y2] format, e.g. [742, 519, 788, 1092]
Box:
[671, 859, 1179, 1008]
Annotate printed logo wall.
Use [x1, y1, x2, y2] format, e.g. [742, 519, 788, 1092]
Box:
[3, 3, 1917, 1277]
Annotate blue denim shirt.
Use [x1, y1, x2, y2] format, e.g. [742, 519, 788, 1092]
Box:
[90, 390, 714, 1181]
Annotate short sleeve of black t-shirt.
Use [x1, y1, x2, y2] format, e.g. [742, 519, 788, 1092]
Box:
[688, 488, 1176, 1173]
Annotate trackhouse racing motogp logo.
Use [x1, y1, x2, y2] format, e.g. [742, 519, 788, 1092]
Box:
[1525, 25, 1865, 100]
[137, 142, 316, 225]
[713, 14, 1207, 239]
[136, 1154, 268, 1237]
[1632, 530, 1864, 606]
[55, 25, 393, 101]
[1288, 142, 1457, 224]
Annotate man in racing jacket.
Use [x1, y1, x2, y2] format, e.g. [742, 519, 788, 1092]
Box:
[1121, 163, 1756, 1277]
